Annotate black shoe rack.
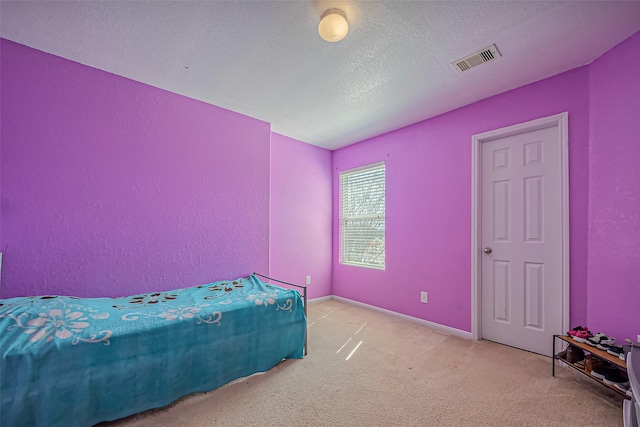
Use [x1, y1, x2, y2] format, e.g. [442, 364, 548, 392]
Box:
[552, 334, 630, 399]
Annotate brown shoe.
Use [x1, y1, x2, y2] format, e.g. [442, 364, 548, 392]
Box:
[566, 345, 585, 363]
[585, 355, 603, 372]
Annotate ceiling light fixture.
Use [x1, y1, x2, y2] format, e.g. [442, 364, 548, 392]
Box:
[318, 8, 348, 42]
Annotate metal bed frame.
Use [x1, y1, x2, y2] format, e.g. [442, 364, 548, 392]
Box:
[253, 272, 308, 356]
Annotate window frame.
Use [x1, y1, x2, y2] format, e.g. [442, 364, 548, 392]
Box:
[339, 161, 386, 270]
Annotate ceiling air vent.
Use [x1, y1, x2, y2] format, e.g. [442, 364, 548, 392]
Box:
[451, 44, 501, 73]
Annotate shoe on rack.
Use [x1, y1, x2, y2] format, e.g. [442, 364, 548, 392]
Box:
[591, 362, 617, 380]
[607, 345, 624, 357]
[619, 345, 631, 361]
[585, 355, 602, 372]
[568, 326, 589, 337]
[614, 382, 630, 393]
[566, 345, 585, 364]
[603, 369, 629, 387]
[557, 350, 568, 360]
[572, 329, 593, 343]
[587, 332, 616, 347]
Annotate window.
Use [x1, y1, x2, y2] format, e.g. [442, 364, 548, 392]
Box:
[339, 162, 385, 269]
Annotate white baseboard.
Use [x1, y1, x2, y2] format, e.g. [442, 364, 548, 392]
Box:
[308, 295, 333, 304]
[331, 295, 473, 340]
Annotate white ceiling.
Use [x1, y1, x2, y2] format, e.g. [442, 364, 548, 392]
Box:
[2, 1, 639, 150]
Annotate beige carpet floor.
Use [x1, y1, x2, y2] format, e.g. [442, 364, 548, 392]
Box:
[103, 299, 624, 426]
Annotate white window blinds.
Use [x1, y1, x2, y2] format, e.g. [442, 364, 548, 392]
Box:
[339, 162, 385, 269]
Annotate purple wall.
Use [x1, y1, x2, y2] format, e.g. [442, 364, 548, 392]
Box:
[2, 32, 637, 342]
[332, 67, 591, 333]
[270, 133, 332, 299]
[0, 39, 271, 298]
[587, 32, 640, 343]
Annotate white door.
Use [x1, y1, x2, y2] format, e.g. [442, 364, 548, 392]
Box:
[480, 123, 565, 356]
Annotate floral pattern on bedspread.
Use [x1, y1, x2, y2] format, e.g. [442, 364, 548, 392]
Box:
[1, 297, 113, 346]
[121, 302, 222, 325]
[0, 275, 300, 352]
[112, 292, 179, 309]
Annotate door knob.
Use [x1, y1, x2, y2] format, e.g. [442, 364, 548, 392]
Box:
[483, 247, 492, 254]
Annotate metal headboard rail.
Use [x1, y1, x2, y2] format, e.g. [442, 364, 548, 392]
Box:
[253, 272, 308, 356]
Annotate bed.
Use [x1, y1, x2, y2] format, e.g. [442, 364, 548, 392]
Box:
[0, 273, 306, 427]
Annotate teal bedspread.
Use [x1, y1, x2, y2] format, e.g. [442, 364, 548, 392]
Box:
[0, 274, 306, 426]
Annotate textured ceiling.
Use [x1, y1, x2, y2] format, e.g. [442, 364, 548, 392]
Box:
[2, 1, 640, 150]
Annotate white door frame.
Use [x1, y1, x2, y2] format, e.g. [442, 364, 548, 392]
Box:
[471, 112, 570, 342]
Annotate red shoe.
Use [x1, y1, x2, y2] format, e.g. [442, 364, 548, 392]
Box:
[568, 326, 589, 337]
[572, 329, 593, 343]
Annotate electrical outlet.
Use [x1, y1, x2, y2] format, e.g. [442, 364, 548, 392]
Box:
[420, 291, 428, 304]
[637, 334, 640, 343]
[305, 276, 311, 285]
